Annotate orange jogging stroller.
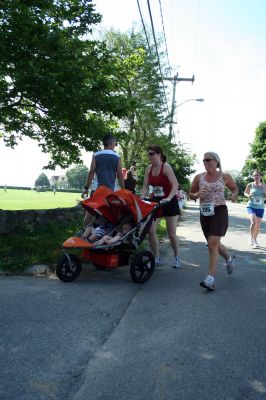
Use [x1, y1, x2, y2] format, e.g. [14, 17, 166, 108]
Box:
[56, 186, 161, 284]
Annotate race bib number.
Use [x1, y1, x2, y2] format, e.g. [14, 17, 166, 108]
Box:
[252, 197, 263, 205]
[200, 202, 215, 216]
[153, 186, 165, 197]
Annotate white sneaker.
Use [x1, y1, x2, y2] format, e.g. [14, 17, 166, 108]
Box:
[226, 255, 236, 275]
[173, 256, 181, 268]
[200, 275, 215, 290]
[253, 240, 259, 248]
[155, 257, 163, 265]
[249, 238, 254, 245]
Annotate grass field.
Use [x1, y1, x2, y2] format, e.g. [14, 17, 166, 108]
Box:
[0, 189, 82, 210]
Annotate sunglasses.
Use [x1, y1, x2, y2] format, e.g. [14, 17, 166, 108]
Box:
[148, 152, 156, 156]
[203, 158, 214, 162]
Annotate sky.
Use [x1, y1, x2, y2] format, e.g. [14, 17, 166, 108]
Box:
[1, 0, 266, 187]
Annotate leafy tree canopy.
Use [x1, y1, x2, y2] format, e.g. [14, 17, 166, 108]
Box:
[101, 29, 195, 188]
[1, 4, 196, 187]
[250, 121, 266, 172]
[65, 164, 88, 190]
[225, 170, 247, 195]
[35, 172, 50, 187]
[0, 1, 129, 168]
[242, 121, 266, 179]
[101, 29, 169, 167]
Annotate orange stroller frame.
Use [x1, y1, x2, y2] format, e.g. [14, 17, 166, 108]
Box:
[56, 186, 161, 284]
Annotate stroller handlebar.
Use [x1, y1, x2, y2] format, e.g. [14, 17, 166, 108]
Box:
[143, 197, 170, 208]
[158, 198, 170, 205]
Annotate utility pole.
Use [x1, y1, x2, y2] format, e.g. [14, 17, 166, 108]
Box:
[164, 73, 195, 140]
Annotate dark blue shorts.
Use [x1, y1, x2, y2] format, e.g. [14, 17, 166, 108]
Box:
[247, 207, 264, 218]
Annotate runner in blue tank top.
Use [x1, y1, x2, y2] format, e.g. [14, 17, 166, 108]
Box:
[82, 134, 125, 225]
[82, 134, 124, 194]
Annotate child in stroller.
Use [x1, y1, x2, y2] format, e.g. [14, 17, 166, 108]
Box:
[82, 215, 114, 242]
[56, 186, 162, 284]
[96, 219, 134, 246]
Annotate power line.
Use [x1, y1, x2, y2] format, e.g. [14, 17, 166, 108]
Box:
[136, 0, 170, 113]
[146, 0, 169, 113]
[158, 0, 171, 71]
[136, 0, 152, 56]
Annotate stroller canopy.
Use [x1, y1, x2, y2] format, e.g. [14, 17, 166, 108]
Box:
[81, 186, 157, 224]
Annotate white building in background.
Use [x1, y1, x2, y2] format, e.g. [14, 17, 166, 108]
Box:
[50, 175, 68, 189]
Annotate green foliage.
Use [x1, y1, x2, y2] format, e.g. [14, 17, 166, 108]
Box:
[100, 29, 195, 188]
[65, 164, 88, 190]
[165, 141, 196, 190]
[35, 172, 50, 187]
[242, 121, 266, 180]
[102, 29, 168, 168]
[132, 136, 196, 191]
[225, 170, 247, 196]
[251, 122, 266, 172]
[0, 3, 195, 186]
[234, 175, 246, 196]
[0, 1, 129, 168]
[0, 218, 83, 272]
[156, 218, 167, 240]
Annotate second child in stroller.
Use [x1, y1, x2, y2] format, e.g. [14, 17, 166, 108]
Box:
[96, 221, 134, 246]
[82, 216, 114, 242]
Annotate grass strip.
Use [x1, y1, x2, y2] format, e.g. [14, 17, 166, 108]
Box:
[0, 218, 83, 272]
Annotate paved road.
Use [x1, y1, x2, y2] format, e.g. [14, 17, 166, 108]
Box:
[0, 202, 265, 400]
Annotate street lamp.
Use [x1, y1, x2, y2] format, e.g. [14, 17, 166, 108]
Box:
[169, 98, 204, 140]
[176, 98, 204, 108]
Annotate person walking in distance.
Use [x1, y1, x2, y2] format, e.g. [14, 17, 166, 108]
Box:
[141, 145, 181, 268]
[82, 134, 125, 225]
[189, 152, 238, 291]
[244, 170, 266, 248]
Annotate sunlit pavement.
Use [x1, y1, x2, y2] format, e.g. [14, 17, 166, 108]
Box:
[73, 201, 266, 400]
[0, 201, 266, 400]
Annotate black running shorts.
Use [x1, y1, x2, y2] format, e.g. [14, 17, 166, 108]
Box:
[200, 205, 228, 238]
[153, 196, 180, 218]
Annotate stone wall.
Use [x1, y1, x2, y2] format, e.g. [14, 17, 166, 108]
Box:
[0, 206, 84, 234]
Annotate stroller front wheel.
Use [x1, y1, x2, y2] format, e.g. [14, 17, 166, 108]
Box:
[130, 251, 155, 284]
[56, 253, 82, 282]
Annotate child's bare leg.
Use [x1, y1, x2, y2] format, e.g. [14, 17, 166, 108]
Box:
[88, 233, 98, 242]
[82, 227, 92, 238]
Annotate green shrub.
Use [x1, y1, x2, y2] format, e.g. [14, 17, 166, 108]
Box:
[0, 218, 83, 272]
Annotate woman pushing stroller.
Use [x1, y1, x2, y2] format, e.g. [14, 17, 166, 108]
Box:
[141, 145, 181, 268]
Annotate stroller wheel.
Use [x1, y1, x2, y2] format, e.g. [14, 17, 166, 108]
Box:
[56, 254, 82, 282]
[130, 251, 155, 284]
